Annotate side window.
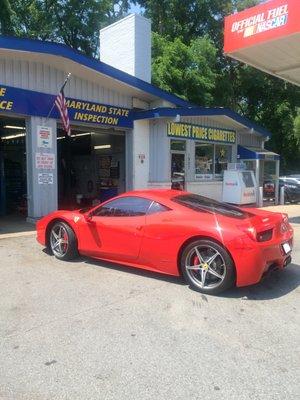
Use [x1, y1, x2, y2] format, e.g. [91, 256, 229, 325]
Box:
[147, 201, 170, 215]
[93, 197, 152, 217]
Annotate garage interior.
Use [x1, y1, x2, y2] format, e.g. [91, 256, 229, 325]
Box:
[0, 116, 27, 218]
[57, 125, 126, 210]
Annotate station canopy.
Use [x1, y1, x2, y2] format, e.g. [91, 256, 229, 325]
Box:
[224, 0, 300, 86]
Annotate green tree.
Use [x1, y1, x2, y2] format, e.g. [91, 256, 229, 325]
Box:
[0, 0, 16, 34]
[2, 0, 130, 57]
[136, 0, 234, 44]
[294, 109, 300, 145]
[152, 33, 218, 105]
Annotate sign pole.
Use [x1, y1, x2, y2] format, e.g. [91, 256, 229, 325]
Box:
[46, 73, 71, 121]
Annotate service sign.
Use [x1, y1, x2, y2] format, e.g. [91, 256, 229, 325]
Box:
[36, 153, 55, 170]
[65, 99, 131, 127]
[0, 84, 133, 129]
[224, 0, 300, 53]
[38, 173, 54, 185]
[167, 122, 236, 144]
[37, 126, 52, 149]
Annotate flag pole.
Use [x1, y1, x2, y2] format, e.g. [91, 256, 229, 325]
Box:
[46, 72, 72, 120]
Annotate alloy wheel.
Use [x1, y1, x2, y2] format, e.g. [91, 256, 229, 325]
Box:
[50, 224, 69, 258]
[185, 244, 226, 289]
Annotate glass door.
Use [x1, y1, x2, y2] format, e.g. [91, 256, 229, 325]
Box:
[171, 152, 185, 190]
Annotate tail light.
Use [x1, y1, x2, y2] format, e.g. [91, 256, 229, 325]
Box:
[238, 225, 273, 242]
[256, 228, 273, 242]
[280, 214, 290, 234]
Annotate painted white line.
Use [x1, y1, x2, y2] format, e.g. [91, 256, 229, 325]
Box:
[0, 231, 36, 240]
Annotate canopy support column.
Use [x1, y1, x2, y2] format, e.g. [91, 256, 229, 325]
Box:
[275, 159, 280, 205]
[255, 159, 260, 206]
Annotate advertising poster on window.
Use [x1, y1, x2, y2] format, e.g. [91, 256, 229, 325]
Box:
[37, 126, 53, 149]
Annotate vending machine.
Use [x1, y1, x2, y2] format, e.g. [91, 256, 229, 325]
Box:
[222, 169, 257, 205]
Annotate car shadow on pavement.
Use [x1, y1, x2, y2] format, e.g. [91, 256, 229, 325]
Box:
[222, 263, 300, 300]
[82, 257, 299, 299]
[43, 249, 299, 299]
[81, 257, 186, 286]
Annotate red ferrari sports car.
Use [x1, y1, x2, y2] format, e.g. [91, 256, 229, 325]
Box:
[36, 190, 293, 295]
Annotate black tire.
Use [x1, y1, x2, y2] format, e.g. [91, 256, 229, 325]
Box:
[180, 239, 235, 295]
[48, 221, 78, 261]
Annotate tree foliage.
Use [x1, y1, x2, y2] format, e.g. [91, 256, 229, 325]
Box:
[0, 0, 16, 35]
[0, 1, 130, 57]
[152, 33, 217, 105]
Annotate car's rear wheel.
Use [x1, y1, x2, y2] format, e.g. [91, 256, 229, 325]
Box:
[49, 221, 78, 261]
[181, 239, 235, 295]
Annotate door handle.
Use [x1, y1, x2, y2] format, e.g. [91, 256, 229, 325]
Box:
[136, 225, 143, 231]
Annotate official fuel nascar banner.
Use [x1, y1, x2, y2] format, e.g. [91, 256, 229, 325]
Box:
[224, 0, 300, 53]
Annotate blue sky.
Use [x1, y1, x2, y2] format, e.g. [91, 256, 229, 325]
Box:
[129, 2, 143, 14]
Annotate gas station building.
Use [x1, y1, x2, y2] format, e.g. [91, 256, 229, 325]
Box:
[0, 13, 279, 223]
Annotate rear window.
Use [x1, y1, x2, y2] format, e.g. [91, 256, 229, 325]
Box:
[172, 194, 252, 219]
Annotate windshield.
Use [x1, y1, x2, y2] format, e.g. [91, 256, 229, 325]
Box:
[172, 194, 252, 219]
[79, 206, 94, 213]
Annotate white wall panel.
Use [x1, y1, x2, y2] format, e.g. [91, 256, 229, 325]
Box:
[238, 132, 262, 147]
[0, 56, 132, 108]
[149, 119, 171, 182]
[132, 120, 150, 189]
[181, 115, 233, 129]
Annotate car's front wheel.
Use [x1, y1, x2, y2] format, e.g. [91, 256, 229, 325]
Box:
[181, 239, 235, 295]
[49, 221, 78, 261]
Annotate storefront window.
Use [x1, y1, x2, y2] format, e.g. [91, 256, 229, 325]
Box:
[264, 161, 276, 179]
[170, 139, 186, 152]
[215, 145, 232, 177]
[195, 143, 214, 179]
[195, 143, 232, 180]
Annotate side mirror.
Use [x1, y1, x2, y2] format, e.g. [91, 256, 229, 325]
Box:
[84, 212, 93, 223]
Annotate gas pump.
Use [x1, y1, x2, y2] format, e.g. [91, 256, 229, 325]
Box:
[222, 165, 257, 205]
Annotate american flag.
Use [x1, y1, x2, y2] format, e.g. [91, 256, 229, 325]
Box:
[55, 87, 71, 136]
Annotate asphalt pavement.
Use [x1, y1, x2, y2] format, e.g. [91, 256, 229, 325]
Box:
[0, 205, 299, 400]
